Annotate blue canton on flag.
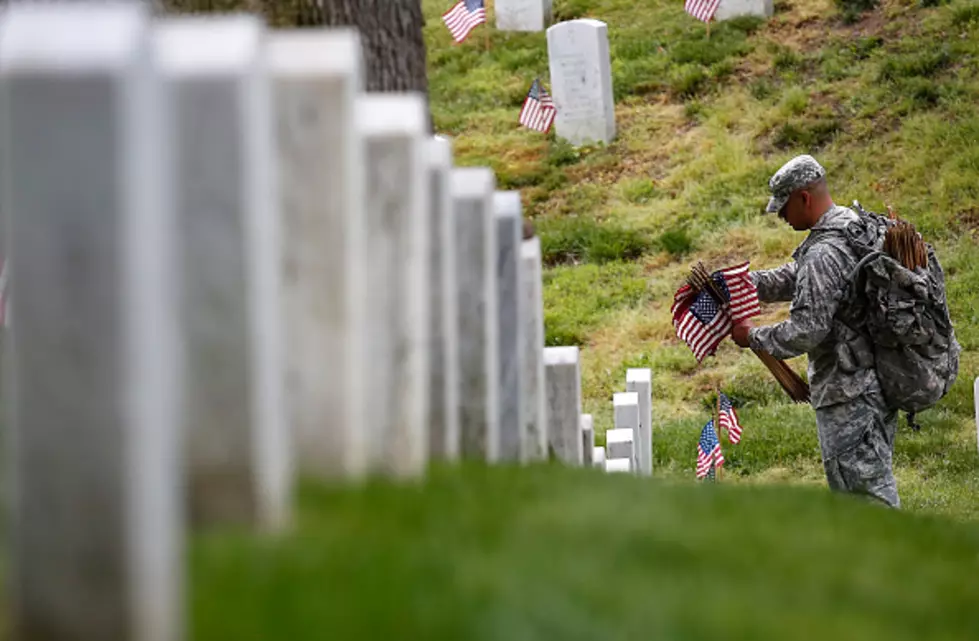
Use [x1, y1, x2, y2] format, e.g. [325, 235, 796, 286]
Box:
[696, 419, 724, 480]
[442, 0, 486, 44]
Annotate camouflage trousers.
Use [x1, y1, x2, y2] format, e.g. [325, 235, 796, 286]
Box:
[815, 391, 900, 508]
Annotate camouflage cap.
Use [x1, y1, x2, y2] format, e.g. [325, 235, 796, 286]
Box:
[765, 154, 826, 213]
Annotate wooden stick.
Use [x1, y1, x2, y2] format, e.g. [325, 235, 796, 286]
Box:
[714, 385, 722, 481]
[706, 18, 711, 40]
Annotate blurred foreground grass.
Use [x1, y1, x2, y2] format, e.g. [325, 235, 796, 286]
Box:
[193, 465, 979, 640]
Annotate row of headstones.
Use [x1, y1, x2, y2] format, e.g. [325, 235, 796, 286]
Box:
[587, 370, 654, 475]
[505, 2, 775, 148]
[0, 3, 603, 639]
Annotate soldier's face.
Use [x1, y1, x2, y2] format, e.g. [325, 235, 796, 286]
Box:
[778, 190, 812, 231]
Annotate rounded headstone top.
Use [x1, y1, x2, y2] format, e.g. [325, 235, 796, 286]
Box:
[450, 167, 496, 198]
[625, 368, 652, 383]
[613, 392, 640, 406]
[357, 93, 427, 135]
[543, 345, 579, 364]
[266, 29, 362, 75]
[155, 15, 263, 73]
[0, 2, 148, 71]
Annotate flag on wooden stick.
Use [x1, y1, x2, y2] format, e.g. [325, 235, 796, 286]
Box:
[519, 78, 557, 133]
[718, 392, 743, 444]
[671, 262, 760, 362]
[696, 419, 724, 479]
[684, 0, 721, 23]
[442, 0, 486, 44]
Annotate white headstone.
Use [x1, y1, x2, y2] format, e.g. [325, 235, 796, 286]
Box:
[546, 19, 616, 146]
[494, 191, 525, 461]
[581, 414, 595, 466]
[451, 168, 500, 461]
[626, 368, 652, 476]
[592, 446, 606, 468]
[426, 136, 461, 461]
[612, 392, 640, 471]
[714, 0, 774, 21]
[544, 346, 583, 464]
[605, 428, 635, 465]
[268, 30, 368, 480]
[496, 0, 553, 32]
[605, 458, 632, 473]
[358, 93, 430, 478]
[157, 14, 291, 531]
[520, 236, 548, 461]
[0, 2, 182, 638]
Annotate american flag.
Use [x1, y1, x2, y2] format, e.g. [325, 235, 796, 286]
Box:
[442, 0, 486, 44]
[671, 262, 760, 361]
[718, 392, 743, 444]
[696, 419, 724, 480]
[519, 79, 556, 133]
[685, 0, 721, 23]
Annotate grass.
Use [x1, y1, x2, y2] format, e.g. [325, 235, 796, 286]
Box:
[423, 0, 979, 519]
[192, 465, 979, 640]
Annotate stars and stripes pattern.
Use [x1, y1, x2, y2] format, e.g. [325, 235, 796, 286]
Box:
[718, 392, 743, 444]
[684, 0, 722, 23]
[442, 0, 486, 44]
[519, 79, 557, 133]
[696, 419, 724, 479]
[671, 262, 760, 361]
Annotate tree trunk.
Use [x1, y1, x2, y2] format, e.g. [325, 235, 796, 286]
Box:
[264, 0, 433, 131]
[161, 0, 433, 131]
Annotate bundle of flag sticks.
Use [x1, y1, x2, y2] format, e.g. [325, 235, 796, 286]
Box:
[687, 262, 810, 404]
[883, 219, 928, 271]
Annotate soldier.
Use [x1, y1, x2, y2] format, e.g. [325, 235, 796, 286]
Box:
[729, 154, 900, 508]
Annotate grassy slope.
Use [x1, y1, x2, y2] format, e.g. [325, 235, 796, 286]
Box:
[193, 465, 979, 640]
[423, 0, 979, 519]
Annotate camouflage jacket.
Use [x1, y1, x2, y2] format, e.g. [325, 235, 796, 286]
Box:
[748, 205, 880, 408]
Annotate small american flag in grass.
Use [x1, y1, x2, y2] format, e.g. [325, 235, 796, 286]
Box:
[442, 0, 486, 44]
[519, 79, 556, 133]
[685, 0, 721, 23]
[697, 419, 724, 480]
[671, 262, 760, 361]
[718, 392, 743, 444]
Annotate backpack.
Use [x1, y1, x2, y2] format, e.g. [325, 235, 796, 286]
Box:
[837, 201, 961, 427]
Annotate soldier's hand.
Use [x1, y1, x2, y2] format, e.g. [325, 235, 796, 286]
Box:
[731, 321, 753, 348]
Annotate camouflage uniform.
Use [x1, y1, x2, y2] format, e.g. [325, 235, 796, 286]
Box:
[748, 155, 900, 508]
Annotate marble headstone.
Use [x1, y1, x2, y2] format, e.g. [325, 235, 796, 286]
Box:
[158, 14, 291, 531]
[0, 3, 182, 639]
[496, 0, 553, 32]
[605, 428, 635, 467]
[626, 368, 652, 476]
[424, 137, 461, 461]
[605, 458, 632, 473]
[358, 93, 430, 478]
[451, 168, 500, 461]
[268, 29, 368, 480]
[592, 446, 606, 468]
[520, 236, 548, 461]
[715, 0, 774, 21]
[612, 391, 640, 471]
[580, 414, 595, 466]
[544, 346, 583, 464]
[546, 19, 616, 146]
[494, 191, 525, 461]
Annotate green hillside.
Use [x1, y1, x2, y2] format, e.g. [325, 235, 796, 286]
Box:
[422, 0, 979, 519]
[193, 465, 979, 640]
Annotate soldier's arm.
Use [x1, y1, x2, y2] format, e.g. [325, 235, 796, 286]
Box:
[747, 248, 848, 360]
[750, 262, 798, 302]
